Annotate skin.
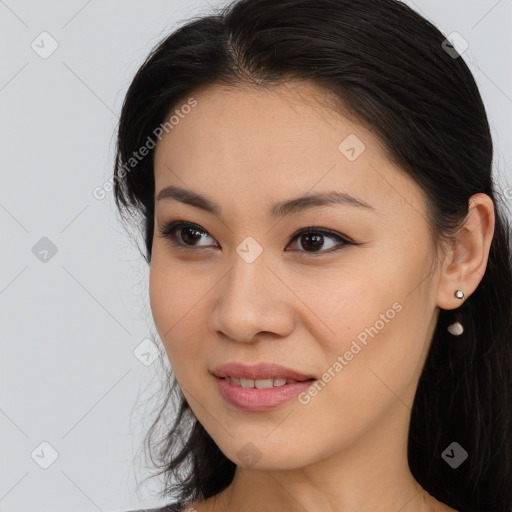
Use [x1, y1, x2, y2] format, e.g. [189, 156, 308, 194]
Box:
[149, 81, 495, 512]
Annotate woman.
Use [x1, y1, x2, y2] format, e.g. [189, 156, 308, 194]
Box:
[114, 0, 512, 510]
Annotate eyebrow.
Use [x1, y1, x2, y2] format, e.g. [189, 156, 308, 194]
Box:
[155, 185, 376, 218]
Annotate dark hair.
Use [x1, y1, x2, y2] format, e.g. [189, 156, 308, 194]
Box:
[113, 0, 512, 509]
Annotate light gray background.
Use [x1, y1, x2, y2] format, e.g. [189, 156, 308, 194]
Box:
[0, 1, 510, 511]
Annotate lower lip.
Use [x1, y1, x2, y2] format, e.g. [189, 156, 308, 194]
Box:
[214, 375, 315, 412]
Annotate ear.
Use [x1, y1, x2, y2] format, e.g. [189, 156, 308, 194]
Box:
[436, 193, 495, 310]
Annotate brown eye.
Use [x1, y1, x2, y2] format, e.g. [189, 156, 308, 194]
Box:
[159, 221, 217, 248]
[286, 227, 351, 254]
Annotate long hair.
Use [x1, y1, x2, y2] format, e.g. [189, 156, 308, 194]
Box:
[112, 0, 512, 509]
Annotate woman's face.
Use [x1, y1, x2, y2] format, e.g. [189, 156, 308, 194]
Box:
[149, 82, 443, 470]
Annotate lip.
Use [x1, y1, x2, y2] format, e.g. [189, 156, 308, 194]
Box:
[210, 362, 316, 381]
[213, 375, 315, 412]
[210, 362, 317, 412]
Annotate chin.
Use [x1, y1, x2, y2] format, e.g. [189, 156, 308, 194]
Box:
[218, 438, 318, 471]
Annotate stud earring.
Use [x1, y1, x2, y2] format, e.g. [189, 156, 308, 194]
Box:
[447, 289, 464, 336]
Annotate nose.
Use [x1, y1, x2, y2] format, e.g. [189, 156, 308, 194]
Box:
[209, 249, 295, 343]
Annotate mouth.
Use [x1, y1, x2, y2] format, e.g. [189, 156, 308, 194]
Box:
[212, 374, 317, 412]
[216, 375, 315, 389]
[210, 362, 317, 411]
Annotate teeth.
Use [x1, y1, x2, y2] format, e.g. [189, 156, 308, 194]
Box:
[255, 378, 274, 389]
[227, 376, 299, 388]
[240, 378, 255, 388]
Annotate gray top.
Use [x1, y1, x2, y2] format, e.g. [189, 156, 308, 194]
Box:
[126, 503, 182, 512]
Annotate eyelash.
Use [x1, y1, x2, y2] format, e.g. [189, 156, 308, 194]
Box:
[157, 220, 354, 257]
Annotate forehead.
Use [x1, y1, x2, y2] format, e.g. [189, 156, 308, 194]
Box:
[153, 82, 426, 223]
[155, 81, 371, 160]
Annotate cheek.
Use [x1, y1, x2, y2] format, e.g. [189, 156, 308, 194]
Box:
[149, 259, 174, 341]
[149, 256, 190, 356]
[148, 255, 211, 374]
[316, 261, 429, 402]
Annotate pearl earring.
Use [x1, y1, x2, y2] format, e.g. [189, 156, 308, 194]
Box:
[447, 289, 464, 336]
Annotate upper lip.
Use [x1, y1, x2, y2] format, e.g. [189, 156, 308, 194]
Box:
[211, 362, 316, 381]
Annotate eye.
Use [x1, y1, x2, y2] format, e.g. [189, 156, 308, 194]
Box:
[286, 225, 352, 255]
[158, 221, 353, 255]
[158, 221, 218, 250]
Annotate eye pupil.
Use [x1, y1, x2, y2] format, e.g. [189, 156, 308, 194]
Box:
[301, 233, 324, 252]
[182, 227, 204, 245]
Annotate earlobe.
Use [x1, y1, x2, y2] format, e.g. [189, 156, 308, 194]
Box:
[436, 193, 495, 311]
